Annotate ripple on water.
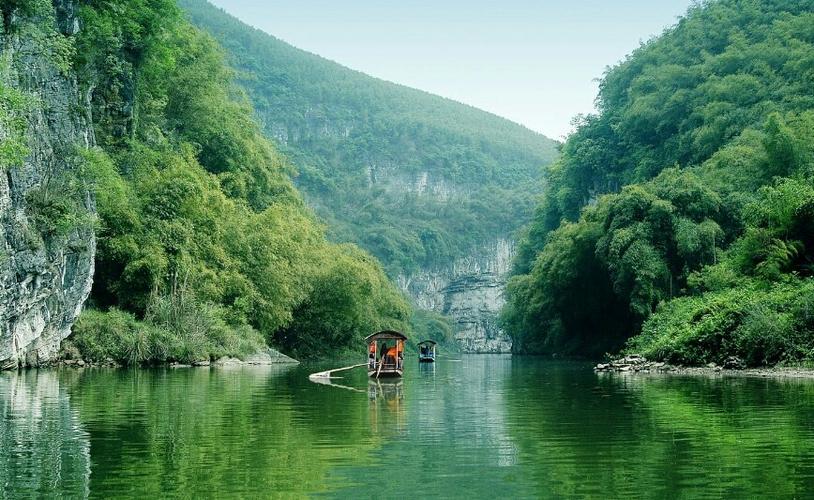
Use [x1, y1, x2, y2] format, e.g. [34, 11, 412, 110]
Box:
[2, 359, 814, 497]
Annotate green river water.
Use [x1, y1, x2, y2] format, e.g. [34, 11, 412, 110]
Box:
[2, 355, 814, 498]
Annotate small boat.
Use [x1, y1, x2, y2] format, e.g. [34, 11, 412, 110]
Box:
[418, 340, 437, 363]
[366, 330, 407, 378]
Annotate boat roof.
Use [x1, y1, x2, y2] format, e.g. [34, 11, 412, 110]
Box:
[417, 340, 437, 346]
[365, 330, 408, 342]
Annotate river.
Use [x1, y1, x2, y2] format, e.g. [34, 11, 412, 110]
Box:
[2, 355, 814, 497]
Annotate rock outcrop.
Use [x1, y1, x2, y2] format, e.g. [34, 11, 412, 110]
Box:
[0, 1, 95, 369]
[399, 238, 513, 353]
[360, 166, 515, 353]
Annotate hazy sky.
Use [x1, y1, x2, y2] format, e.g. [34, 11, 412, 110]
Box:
[209, 0, 695, 140]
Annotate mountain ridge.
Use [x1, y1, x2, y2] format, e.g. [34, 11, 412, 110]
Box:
[181, 0, 560, 352]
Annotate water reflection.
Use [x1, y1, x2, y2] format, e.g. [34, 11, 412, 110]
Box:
[505, 361, 814, 498]
[368, 380, 406, 436]
[310, 376, 365, 393]
[417, 362, 436, 376]
[3, 358, 814, 497]
[64, 364, 375, 497]
[367, 380, 404, 402]
[324, 355, 524, 498]
[0, 370, 90, 498]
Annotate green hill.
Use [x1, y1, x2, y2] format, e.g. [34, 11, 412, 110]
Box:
[179, 0, 559, 277]
[2, 0, 413, 362]
[504, 0, 814, 364]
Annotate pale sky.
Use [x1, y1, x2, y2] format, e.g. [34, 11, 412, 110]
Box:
[209, 0, 696, 141]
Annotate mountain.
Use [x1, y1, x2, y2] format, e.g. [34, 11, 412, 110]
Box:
[0, 0, 409, 366]
[504, 0, 814, 365]
[179, 0, 559, 351]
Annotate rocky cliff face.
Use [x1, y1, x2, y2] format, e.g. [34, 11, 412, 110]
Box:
[398, 237, 514, 354]
[359, 166, 513, 353]
[0, 1, 95, 369]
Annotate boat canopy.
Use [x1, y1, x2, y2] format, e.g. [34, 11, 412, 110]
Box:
[365, 330, 408, 342]
[417, 340, 437, 346]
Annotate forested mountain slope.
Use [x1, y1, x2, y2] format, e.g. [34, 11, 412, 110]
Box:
[0, 0, 409, 366]
[504, 0, 814, 365]
[180, 0, 559, 352]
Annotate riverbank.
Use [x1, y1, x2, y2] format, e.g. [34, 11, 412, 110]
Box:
[595, 355, 814, 379]
[54, 347, 299, 370]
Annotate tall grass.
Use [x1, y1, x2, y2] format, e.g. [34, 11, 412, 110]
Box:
[71, 285, 265, 366]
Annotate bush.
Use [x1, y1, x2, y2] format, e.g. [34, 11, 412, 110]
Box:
[626, 279, 814, 366]
[71, 308, 159, 365]
[145, 287, 265, 362]
[409, 309, 458, 353]
[72, 288, 266, 365]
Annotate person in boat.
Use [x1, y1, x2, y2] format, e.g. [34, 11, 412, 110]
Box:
[368, 343, 376, 369]
[380, 342, 390, 364]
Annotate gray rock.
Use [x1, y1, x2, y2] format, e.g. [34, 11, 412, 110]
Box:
[213, 356, 242, 366]
[244, 348, 299, 365]
[397, 238, 514, 353]
[0, 0, 95, 369]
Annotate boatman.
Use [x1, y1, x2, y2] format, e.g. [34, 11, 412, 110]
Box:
[380, 342, 391, 364]
[369, 343, 376, 369]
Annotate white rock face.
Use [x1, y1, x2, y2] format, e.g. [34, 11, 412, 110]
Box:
[357, 164, 514, 352]
[0, 1, 96, 369]
[398, 238, 514, 353]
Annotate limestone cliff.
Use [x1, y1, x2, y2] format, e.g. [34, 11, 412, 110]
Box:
[398, 237, 514, 353]
[0, 1, 95, 369]
[361, 166, 513, 352]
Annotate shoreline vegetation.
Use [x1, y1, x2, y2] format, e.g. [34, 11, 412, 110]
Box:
[33, 351, 814, 381]
[3, 0, 428, 367]
[594, 354, 814, 379]
[55, 345, 299, 370]
[503, 0, 814, 368]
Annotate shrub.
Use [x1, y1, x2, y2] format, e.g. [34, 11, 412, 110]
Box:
[71, 308, 157, 365]
[627, 279, 814, 366]
[72, 288, 266, 365]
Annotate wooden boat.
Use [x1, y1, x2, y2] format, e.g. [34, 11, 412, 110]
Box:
[417, 340, 437, 363]
[366, 331, 407, 378]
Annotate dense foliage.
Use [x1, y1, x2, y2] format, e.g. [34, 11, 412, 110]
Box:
[505, 0, 814, 364]
[179, 0, 559, 276]
[9, 0, 413, 362]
